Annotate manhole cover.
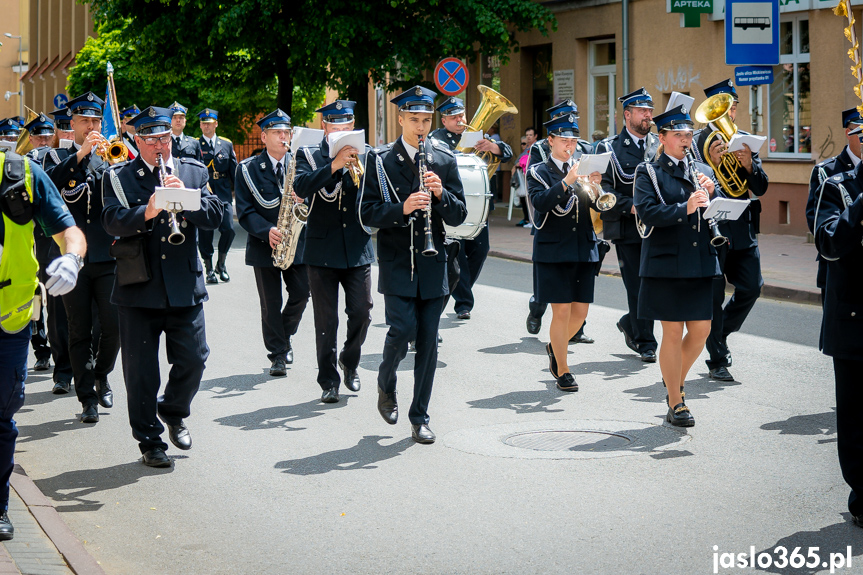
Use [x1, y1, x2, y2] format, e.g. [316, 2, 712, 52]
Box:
[503, 430, 632, 452]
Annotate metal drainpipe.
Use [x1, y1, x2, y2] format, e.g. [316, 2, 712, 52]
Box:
[622, 0, 630, 95]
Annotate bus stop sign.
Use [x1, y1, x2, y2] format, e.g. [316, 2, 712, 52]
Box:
[726, 0, 780, 65]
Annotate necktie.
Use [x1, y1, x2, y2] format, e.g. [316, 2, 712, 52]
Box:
[173, 137, 179, 147]
[275, 161, 283, 182]
[637, 139, 645, 155]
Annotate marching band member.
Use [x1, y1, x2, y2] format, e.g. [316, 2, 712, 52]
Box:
[234, 110, 310, 378]
[49, 107, 74, 147]
[197, 108, 237, 284]
[43, 92, 120, 420]
[526, 114, 602, 392]
[633, 105, 720, 427]
[692, 80, 769, 383]
[595, 88, 659, 363]
[808, 123, 863, 530]
[168, 102, 203, 162]
[359, 86, 466, 444]
[0, 120, 20, 143]
[101, 106, 223, 467]
[294, 100, 374, 403]
[118, 105, 140, 159]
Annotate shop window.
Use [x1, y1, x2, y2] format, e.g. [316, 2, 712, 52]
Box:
[768, 15, 810, 158]
[589, 39, 616, 142]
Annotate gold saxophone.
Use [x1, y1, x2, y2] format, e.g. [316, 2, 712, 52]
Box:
[272, 144, 309, 269]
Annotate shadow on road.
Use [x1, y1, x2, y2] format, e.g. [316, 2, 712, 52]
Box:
[359, 353, 446, 373]
[200, 370, 278, 398]
[749, 518, 862, 574]
[275, 435, 414, 475]
[214, 397, 355, 432]
[467, 380, 566, 414]
[760, 410, 837, 443]
[17, 418, 82, 444]
[478, 336, 546, 357]
[572, 353, 653, 381]
[623, 374, 739, 404]
[22, 390, 69, 408]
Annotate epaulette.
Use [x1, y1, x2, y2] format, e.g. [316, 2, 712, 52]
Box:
[431, 139, 455, 157]
[828, 171, 853, 184]
[239, 155, 257, 165]
[219, 136, 232, 143]
[179, 157, 206, 169]
[373, 143, 394, 155]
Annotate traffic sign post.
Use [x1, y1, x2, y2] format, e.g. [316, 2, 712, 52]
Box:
[434, 58, 469, 96]
[725, 0, 780, 65]
[53, 93, 67, 109]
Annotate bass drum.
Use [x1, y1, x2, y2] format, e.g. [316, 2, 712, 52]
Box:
[445, 154, 492, 240]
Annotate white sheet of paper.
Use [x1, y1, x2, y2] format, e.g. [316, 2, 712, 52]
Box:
[291, 127, 324, 153]
[155, 187, 201, 212]
[666, 92, 695, 113]
[59, 139, 74, 149]
[575, 151, 612, 176]
[726, 133, 767, 153]
[702, 197, 750, 222]
[456, 131, 484, 149]
[0, 141, 14, 153]
[327, 130, 365, 159]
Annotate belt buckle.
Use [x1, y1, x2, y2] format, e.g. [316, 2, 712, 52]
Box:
[213, 172, 220, 179]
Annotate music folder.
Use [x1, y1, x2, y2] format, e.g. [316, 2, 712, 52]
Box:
[575, 151, 612, 176]
[155, 187, 201, 212]
[291, 127, 324, 154]
[702, 197, 749, 222]
[328, 130, 366, 159]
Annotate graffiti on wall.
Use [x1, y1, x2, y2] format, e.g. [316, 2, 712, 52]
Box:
[818, 126, 836, 161]
[655, 64, 703, 93]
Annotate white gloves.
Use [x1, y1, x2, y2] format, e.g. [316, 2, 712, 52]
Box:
[45, 253, 81, 296]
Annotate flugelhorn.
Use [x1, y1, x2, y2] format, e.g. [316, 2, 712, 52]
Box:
[156, 153, 185, 245]
[96, 134, 130, 164]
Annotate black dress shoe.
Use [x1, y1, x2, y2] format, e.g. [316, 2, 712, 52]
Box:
[377, 387, 398, 425]
[556, 372, 579, 392]
[206, 269, 219, 284]
[218, 267, 230, 282]
[321, 387, 340, 403]
[80, 404, 99, 424]
[0, 512, 14, 541]
[216, 254, 230, 282]
[709, 366, 734, 382]
[141, 448, 172, 468]
[616, 320, 639, 353]
[411, 423, 436, 444]
[526, 314, 541, 335]
[853, 515, 863, 529]
[666, 403, 695, 427]
[546, 342, 559, 378]
[95, 378, 113, 408]
[339, 360, 361, 392]
[34, 357, 51, 371]
[286, 339, 294, 364]
[52, 380, 71, 395]
[437, 333, 442, 345]
[269, 358, 287, 377]
[164, 421, 192, 450]
[640, 349, 657, 363]
[456, 311, 471, 320]
[570, 333, 595, 344]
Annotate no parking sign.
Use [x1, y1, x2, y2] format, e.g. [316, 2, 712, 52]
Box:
[434, 58, 469, 96]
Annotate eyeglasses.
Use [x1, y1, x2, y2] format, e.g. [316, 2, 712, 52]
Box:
[520, 142, 527, 146]
[139, 135, 172, 146]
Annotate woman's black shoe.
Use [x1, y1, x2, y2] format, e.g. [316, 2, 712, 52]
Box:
[556, 372, 578, 392]
[666, 402, 695, 427]
[546, 343, 559, 378]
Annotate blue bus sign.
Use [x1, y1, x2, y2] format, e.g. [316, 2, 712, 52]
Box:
[725, 0, 780, 66]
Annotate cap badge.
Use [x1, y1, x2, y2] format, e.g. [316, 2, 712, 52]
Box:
[568, 114, 576, 122]
[415, 87, 423, 96]
[205, 108, 210, 115]
[336, 102, 343, 110]
[87, 94, 94, 101]
[64, 108, 70, 116]
[450, 98, 455, 104]
[728, 80, 733, 87]
[39, 115, 45, 122]
[149, 108, 156, 118]
[681, 106, 687, 114]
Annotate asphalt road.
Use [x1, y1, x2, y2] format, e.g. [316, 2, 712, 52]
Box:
[17, 246, 854, 575]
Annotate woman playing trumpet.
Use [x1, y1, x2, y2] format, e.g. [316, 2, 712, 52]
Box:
[526, 114, 605, 392]
[633, 105, 721, 427]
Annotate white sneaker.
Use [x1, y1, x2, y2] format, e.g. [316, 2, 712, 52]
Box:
[523, 222, 533, 229]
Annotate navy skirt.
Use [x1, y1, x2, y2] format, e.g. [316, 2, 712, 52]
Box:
[638, 277, 713, 321]
[535, 261, 596, 304]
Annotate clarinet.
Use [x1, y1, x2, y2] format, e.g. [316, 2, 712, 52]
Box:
[416, 136, 438, 257]
[684, 148, 727, 248]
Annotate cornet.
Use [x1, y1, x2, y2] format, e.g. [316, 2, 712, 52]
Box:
[95, 134, 130, 164]
[346, 153, 364, 187]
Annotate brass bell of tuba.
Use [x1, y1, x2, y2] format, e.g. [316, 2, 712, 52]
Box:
[694, 93, 748, 198]
[455, 85, 518, 179]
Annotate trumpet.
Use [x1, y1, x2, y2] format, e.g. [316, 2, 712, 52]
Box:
[570, 157, 616, 212]
[346, 153, 364, 187]
[156, 153, 185, 245]
[95, 134, 130, 164]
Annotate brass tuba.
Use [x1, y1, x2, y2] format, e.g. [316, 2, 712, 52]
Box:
[455, 85, 518, 178]
[694, 93, 748, 197]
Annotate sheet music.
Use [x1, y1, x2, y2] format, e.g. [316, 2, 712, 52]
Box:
[726, 133, 767, 153]
[456, 131, 484, 149]
[666, 92, 695, 113]
[155, 187, 201, 212]
[291, 127, 324, 153]
[327, 130, 366, 159]
[575, 151, 612, 176]
[703, 197, 750, 222]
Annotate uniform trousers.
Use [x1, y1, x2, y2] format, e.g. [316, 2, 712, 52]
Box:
[35, 264, 73, 383]
[616, 242, 656, 352]
[705, 245, 763, 369]
[118, 304, 208, 453]
[378, 294, 445, 425]
[307, 264, 373, 391]
[62, 262, 120, 407]
[834, 358, 863, 517]
[199, 201, 236, 259]
[29, 313, 50, 362]
[0, 329, 28, 511]
[452, 226, 490, 314]
[253, 265, 309, 361]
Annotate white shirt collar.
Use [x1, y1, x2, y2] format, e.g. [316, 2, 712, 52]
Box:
[142, 155, 175, 174]
[847, 145, 861, 167]
[401, 137, 417, 161]
[625, 128, 645, 146]
[206, 136, 216, 148]
[268, 152, 287, 173]
[551, 155, 571, 173]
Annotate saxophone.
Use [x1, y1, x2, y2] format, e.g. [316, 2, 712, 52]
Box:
[272, 146, 309, 269]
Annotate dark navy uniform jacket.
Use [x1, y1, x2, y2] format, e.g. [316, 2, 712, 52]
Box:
[101, 155, 223, 308]
[199, 135, 237, 204]
[293, 139, 374, 269]
[595, 128, 660, 244]
[811, 164, 863, 360]
[359, 137, 467, 299]
[633, 153, 721, 279]
[234, 150, 306, 268]
[526, 158, 598, 264]
[43, 144, 114, 264]
[171, 134, 203, 162]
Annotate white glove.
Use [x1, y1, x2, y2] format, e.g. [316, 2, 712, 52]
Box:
[45, 254, 81, 296]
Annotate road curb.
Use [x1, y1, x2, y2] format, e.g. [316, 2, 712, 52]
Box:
[9, 465, 105, 575]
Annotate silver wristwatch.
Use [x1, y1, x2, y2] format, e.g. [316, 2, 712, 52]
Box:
[66, 253, 85, 270]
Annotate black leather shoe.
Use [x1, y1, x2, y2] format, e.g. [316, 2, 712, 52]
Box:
[666, 403, 695, 427]
[709, 366, 734, 382]
[853, 515, 863, 529]
[204, 257, 219, 284]
[556, 372, 578, 392]
[456, 311, 471, 320]
[411, 423, 436, 444]
[164, 420, 192, 450]
[95, 378, 113, 408]
[339, 360, 361, 392]
[286, 339, 294, 364]
[269, 358, 287, 377]
[216, 253, 230, 282]
[321, 387, 340, 403]
[52, 380, 71, 395]
[437, 333, 442, 345]
[526, 314, 541, 335]
[80, 404, 99, 424]
[570, 333, 595, 344]
[616, 320, 639, 353]
[34, 357, 51, 371]
[141, 448, 172, 468]
[546, 342, 559, 378]
[640, 349, 657, 363]
[0, 512, 14, 541]
[377, 387, 398, 425]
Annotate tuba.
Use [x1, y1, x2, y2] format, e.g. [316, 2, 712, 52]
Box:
[694, 93, 748, 197]
[272, 144, 309, 269]
[455, 85, 518, 178]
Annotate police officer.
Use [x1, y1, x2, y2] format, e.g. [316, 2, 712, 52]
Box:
[633, 105, 720, 427]
[807, 107, 862, 302]
[360, 86, 467, 444]
[168, 102, 203, 162]
[525, 100, 595, 344]
[692, 80, 769, 382]
[43, 93, 121, 422]
[594, 88, 659, 363]
[197, 108, 237, 284]
[294, 100, 374, 403]
[808, 123, 863, 530]
[118, 105, 140, 159]
[234, 110, 310, 378]
[525, 113, 603, 392]
[0, 145, 86, 539]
